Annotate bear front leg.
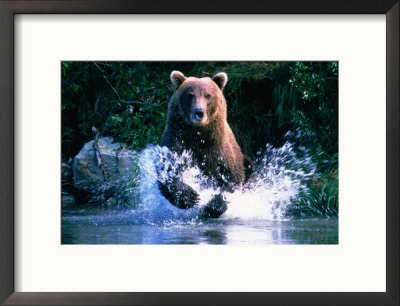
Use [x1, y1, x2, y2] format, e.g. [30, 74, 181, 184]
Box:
[158, 179, 200, 209]
[202, 194, 228, 218]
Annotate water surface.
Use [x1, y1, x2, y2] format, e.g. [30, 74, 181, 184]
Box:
[62, 207, 338, 244]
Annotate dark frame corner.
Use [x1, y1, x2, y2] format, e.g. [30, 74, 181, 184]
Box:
[0, 1, 398, 305]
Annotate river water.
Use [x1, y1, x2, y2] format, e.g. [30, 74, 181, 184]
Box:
[62, 143, 338, 245]
[62, 207, 338, 244]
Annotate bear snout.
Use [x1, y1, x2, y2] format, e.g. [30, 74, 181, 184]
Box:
[190, 108, 207, 125]
[193, 108, 204, 119]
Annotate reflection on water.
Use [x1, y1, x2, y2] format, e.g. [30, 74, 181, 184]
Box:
[62, 207, 338, 245]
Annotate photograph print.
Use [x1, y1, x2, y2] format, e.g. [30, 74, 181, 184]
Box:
[61, 61, 338, 245]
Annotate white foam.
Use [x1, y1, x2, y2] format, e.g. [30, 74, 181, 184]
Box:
[136, 142, 315, 223]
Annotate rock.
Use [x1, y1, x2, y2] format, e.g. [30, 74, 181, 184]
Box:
[61, 162, 72, 182]
[72, 140, 105, 192]
[118, 149, 138, 177]
[62, 193, 75, 206]
[72, 137, 137, 195]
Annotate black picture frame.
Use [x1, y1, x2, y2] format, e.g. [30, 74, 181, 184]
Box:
[0, 1, 398, 305]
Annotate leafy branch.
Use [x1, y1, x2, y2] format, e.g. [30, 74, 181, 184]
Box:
[93, 62, 168, 108]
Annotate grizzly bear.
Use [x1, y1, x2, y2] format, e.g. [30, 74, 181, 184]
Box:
[158, 71, 253, 218]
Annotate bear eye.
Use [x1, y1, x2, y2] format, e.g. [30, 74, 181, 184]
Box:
[187, 93, 194, 99]
[205, 94, 211, 100]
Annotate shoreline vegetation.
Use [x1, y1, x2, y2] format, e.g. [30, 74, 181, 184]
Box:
[62, 62, 338, 217]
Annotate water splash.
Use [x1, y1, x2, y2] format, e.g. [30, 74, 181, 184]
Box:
[137, 146, 213, 225]
[136, 141, 316, 223]
[225, 142, 315, 220]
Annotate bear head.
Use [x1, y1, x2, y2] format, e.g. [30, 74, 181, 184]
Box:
[169, 71, 228, 127]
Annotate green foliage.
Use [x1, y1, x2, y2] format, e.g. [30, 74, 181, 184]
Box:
[290, 168, 339, 217]
[289, 62, 338, 157]
[61, 62, 173, 158]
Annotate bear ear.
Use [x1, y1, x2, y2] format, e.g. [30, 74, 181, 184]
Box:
[170, 71, 187, 88]
[212, 72, 228, 90]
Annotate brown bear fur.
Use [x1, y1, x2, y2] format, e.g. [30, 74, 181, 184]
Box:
[158, 71, 253, 218]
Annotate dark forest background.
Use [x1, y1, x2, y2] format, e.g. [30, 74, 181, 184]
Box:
[62, 61, 338, 215]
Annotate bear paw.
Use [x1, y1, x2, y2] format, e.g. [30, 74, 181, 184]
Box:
[202, 194, 228, 218]
[158, 181, 200, 210]
[178, 186, 200, 209]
